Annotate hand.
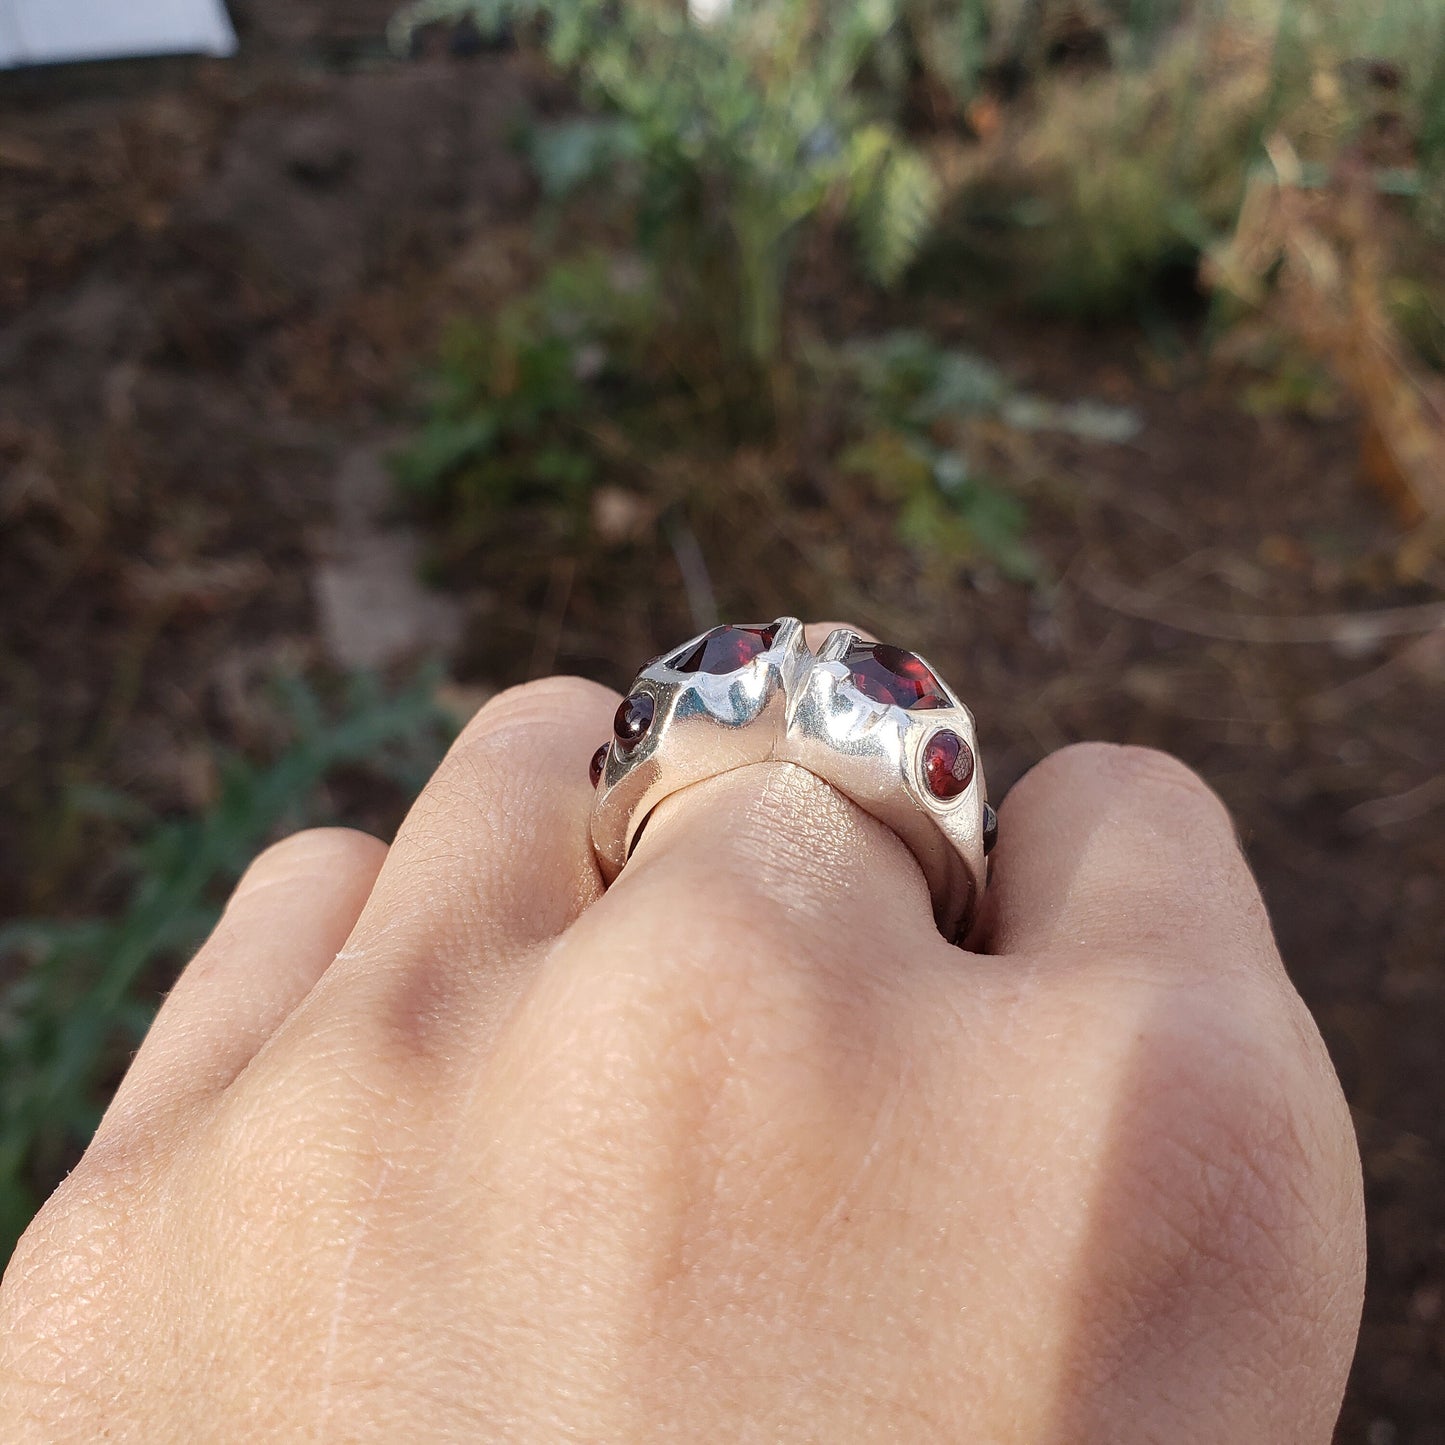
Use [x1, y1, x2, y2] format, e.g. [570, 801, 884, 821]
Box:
[0, 641, 1365, 1442]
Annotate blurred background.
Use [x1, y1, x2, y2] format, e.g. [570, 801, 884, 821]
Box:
[1, 0, 1442, 1435]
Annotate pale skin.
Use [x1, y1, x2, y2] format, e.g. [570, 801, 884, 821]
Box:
[0, 624, 1366, 1442]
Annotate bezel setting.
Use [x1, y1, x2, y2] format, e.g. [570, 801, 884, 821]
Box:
[589, 617, 990, 940]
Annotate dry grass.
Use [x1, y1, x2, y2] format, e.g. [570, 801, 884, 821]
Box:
[1208, 136, 1445, 546]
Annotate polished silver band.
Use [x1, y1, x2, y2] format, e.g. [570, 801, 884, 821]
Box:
[588, 617, 994, 941]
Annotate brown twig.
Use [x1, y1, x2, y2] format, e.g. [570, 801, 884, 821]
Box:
[666, 516, 719, 632]
[527, 554, 576, 680]
[1343, 773, 1445, 833]
[1307, 630, 1445, 716]
[1078, 564, 1445, 645]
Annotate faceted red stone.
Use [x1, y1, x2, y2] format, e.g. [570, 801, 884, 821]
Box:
[844, 642, 950, 710]
[922, 730, 975, 799]
[589, 743, 609, 786]
[613, 692, 654, 749]
[673, 623, 779, 675]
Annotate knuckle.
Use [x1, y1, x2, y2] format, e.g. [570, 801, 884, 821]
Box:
[463, 675, 617, 741]
[1037, 742, 1225, 817]
[1009, 747, 1243, 898]
[233, 827, 385, 902]
[1093, 744, 1222, 811]
[417, 676, 617, 810]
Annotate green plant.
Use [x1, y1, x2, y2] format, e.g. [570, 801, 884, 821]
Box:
[847, 0, 993, 124]
[395, 0, 943, 378]
[898, 0, 993, 108]
[1004, 21, 1272, 316]
[0, 671, 453, 1262]
[393, 252, 659, 531]
[917, 1, 1445, 318]
[1267, 0, 1445, 163]
[843, 423, 1040, 580]
[835, 330, 1139, 579]
[837, 329, 1031, 576]
[1389, 275, 1445, 371]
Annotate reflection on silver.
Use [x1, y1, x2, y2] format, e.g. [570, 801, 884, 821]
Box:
[589, 617, 990, 941]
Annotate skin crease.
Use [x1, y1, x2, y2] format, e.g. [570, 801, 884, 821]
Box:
[0, 626, 1366, 1444]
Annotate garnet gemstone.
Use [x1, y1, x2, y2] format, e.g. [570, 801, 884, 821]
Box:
[673, 623, 779, 675]
[922, 730, 975, 800]
[613, 692, 655, 749]
[844, 642, 950, 710]
[589, 743, 609, 786]
[983, 803, 999, 854]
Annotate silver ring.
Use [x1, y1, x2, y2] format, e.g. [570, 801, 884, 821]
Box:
[588, 617, 996, 940]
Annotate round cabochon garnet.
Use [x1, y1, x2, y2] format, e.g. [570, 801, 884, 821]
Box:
[588, 743, 609, 786]
[921, 729, 975, 800]
[613, 692, 655, 750]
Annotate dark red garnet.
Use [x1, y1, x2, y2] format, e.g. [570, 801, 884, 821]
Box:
[922, 730, 975, 799]
[672, 623, 779, 675]
[844, 642, 950, 710]
[983, 804, 999, 854]
[589, 743, 609, 787]
[613, 692, 655, 750]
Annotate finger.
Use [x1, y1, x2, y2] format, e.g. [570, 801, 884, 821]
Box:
[327, 628, 869, 996]
[305, 677, 621, 1023]
[295, 636, 925, 1063]
[605, 616, 934, 959]
[326, 629, 881, 1006]
[802, 620, 877, 651]
[977, 743, 1278, 968]
[614, 758, 943, 965]
[94, 827, 387, 1149]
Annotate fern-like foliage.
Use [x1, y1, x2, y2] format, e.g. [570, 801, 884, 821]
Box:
[389, 0, 946, 363]
[849, 126, 943, 286]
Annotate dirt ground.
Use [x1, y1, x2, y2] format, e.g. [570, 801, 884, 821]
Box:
[2, 3, 1442, 1437]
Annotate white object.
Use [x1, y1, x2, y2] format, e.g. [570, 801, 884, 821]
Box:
[687, 0, 733, 25]
[0, 0, 237, 68]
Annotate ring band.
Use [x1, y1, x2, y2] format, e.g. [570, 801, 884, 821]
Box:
[588, 618, 996, 940]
